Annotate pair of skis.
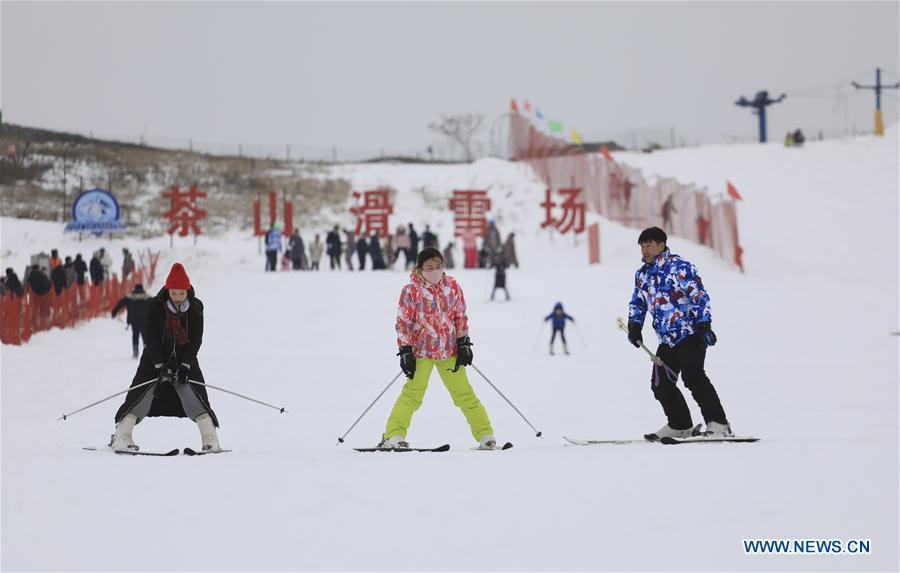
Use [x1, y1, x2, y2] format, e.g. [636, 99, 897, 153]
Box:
[563, 432, 760, 446]
[353, 442, 513, 452]
[83, 447, 231, 456]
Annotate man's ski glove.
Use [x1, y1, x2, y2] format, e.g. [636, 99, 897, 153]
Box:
[398, 346, 416, 379]
[695, 322, 717, 347]
[627, 323, 643, 348]
[175, 363, 191, 385]
[452, 336, 474, 372]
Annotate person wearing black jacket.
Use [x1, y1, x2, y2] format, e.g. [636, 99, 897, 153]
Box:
[25, 266, 51, 295]
[326, 225, 342, 270]
[73, 254, 87, 285]
[356, 235, 368, 270]
[422, 225, 438, 249]
[369, 231, 386, 270]
[89, 254, 103, 285]
[112, 284, 151, 358]
[4, 268, 24, 297]
[110, 263, 221, 453]
[50, 263, 68, 295]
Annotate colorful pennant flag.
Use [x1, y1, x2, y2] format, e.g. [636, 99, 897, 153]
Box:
[548, 120, 563, 134]
[726, 180, 743, 201]
[524, 100, 532, 113]
[571, 128, 583, 145]
[510, 98, 520, 114]
[535, 109, 544, 120]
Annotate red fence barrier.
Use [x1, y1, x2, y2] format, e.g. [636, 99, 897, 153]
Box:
[509, 114, 744, 271]
[1, 267, 148, 346]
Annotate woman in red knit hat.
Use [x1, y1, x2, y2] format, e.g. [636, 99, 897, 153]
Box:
[111, 262, 222, 452]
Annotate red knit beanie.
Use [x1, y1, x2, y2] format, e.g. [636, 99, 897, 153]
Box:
[165, 263, 191, 290]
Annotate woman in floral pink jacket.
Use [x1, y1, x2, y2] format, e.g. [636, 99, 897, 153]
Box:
[380, 247, 496, 449]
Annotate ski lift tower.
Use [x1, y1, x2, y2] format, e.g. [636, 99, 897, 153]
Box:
[735, 90, 786, 143]
[852, 68, 900, 136]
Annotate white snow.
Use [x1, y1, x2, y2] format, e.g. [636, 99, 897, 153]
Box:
[1, 130, 898, 571]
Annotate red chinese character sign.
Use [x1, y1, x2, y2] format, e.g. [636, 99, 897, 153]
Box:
[448, 190, 491, 238]
[541, 187, 585, 234]
[350, 190, 393, 238]
[163, 184, 207, 237]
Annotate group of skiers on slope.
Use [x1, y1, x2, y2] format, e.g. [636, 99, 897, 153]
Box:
[262, 220, 518, 274]
[108, 225, 733, 453]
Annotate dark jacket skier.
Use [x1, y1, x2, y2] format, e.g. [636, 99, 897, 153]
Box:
[89, 255, 104, 285]
[112, 284, 151, 358]
[111, 263, 221, 453]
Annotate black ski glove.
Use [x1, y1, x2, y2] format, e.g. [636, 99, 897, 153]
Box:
[452, 336, 473, 372]
[159, 356, 179, 384]
[175, 363, 191, 385]
[627, 323, 643, 348]
[695, 322, 717, 347]
[398, 346, 416, 379]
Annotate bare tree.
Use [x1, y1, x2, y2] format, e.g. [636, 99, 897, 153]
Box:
[428, 113, 484, 162]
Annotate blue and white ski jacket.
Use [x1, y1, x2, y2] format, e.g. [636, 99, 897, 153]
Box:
[628, 248, 711, 347]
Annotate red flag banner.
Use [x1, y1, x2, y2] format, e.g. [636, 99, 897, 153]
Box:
[726, 181, 743, 201]
[510, 98, 520, 114]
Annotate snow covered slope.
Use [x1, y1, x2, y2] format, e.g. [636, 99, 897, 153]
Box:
[1, 130, 897, 571]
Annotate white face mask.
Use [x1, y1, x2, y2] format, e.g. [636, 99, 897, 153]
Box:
[422, 269, 443, 285]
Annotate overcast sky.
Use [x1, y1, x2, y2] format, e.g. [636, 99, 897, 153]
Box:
[2, 1, 898, 158]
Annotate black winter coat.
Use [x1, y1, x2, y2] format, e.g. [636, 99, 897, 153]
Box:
[26, 269, 51, 295]
[50, 265, 67, 295]
[73, 258, 87, 285]
[4, 272, 24, 297]
[111, 291, 151, 328]
[89, 257, 103, 284]
[114, 287, 218, 426]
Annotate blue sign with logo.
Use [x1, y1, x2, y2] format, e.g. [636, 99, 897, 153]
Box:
[64, 188, 126, 234]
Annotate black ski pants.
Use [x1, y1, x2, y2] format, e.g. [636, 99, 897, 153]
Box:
[652, 334, 728, 429]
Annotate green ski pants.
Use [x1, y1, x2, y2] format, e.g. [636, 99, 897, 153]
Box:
[385, 357, 493, 442]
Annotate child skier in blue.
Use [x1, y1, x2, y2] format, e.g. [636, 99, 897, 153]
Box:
[545, 302, 575, 355]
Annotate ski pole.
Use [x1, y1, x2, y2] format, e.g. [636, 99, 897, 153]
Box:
[336, 371, 404, 445]
[615, 317, 677, 378]
[471, 364, 542, 438]
[58, 378, 159, 421]
[572, 323, 588, 349]
[188, 380, 289, 414]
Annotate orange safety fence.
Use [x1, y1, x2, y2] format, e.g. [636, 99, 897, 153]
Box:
[1, 267, 149, 346]
[509, 114, 744, 271]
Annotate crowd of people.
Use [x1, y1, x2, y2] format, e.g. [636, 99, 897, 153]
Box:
[0, 247, 137, 299]
[261, 220, 519, 273]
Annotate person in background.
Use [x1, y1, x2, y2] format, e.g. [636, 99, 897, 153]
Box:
[544, 302, 575, 355]
[393, 225, 412, 270]
[99, 248, 113, 280]
[280, 249, 292, 271]
[502, 233, 519, 268]
[49, 249, 62, 270]
[490, 262, 509, 301]
[264, 223, 283, 272]
[442, 242, 455, 269]
[73, 254, 88, 286]
[89, 253, 104, 285]
[343, 228, 356, 271]
[422, 225, 438, 249]
[122, 248, 135, 280]
[326, 225, 342, 270]
[309, 234, 324, 271]
[4, 268, 24, 297]
[356, 234, 368, 270]
[288, 229, 305, 271]
[112, 283, 151, 359]
[369, 231, 386, 270]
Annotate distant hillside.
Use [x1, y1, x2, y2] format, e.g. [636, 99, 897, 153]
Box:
[0, 123, 351, 236]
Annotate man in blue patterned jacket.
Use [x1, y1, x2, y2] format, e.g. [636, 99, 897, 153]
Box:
[626, 227, 732, 440]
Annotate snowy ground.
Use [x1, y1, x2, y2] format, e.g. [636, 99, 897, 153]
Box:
[1, 131, 898, 571]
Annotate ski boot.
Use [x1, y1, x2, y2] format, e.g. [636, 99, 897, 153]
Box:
[196, 413, 221, 452]
[644, 423, 697, 442]
[110, 413, 139, 451]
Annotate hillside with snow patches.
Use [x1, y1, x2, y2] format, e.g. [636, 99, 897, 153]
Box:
[1, 131, 897, 572]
